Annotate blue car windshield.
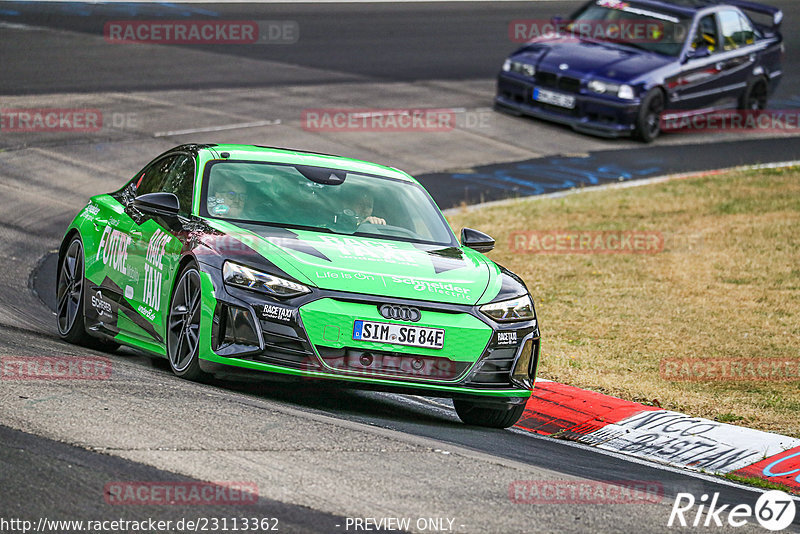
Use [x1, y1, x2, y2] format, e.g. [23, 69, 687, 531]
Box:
[202, 161, 456, 246]
[569, 1, 691, 56]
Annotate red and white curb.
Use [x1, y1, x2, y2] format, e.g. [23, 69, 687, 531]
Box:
[515, 379, 800, 494]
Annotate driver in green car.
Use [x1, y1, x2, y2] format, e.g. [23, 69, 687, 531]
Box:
[207, 175, 250, 219]
[347, 185, 386, 226]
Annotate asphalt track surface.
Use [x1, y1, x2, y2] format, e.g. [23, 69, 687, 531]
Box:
[2, 2, 800, 533]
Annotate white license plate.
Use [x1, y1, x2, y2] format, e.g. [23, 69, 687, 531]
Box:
[533, 88, 576, 109]
[353, 320, 445, 350]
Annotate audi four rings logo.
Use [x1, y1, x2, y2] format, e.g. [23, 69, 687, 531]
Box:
[379, 304, 421, 322]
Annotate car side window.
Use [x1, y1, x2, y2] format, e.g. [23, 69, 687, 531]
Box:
[737, 13, 756, 46]
[135, 156, 176, 197]
[719, 10, 751, 50]
[692, 14, 719, 54]
[162, 155, 196, 215]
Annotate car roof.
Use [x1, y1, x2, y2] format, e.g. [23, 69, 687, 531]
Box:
[192, 144, 414, 183]
[612, 0, 735, 17]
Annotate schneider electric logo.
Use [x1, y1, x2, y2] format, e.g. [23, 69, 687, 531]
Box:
[668, 490, 796, 531]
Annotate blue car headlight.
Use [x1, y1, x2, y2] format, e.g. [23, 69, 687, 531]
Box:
[223, 261, 311, 298]
[618, 84, 636, 100]
[480, 294, 536, 323]
[503, 59, 535, 78]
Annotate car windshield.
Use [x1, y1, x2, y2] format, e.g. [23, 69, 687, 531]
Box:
[202, 161, 456, 246]
[568, 0, 691, 56]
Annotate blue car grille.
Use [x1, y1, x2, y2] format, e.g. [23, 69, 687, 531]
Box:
[535, 71, 582, 94]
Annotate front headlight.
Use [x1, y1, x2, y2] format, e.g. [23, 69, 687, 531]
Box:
[223, 261, 311, 298]
[505, 60, 535, 78]
[480, 294, 535, 323]
[618, 84, 635, 100]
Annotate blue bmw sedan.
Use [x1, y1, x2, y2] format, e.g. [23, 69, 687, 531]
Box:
[495, 0, 784, 141]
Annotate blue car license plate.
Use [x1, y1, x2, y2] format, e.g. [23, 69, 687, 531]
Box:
[533, 88, 576, 109]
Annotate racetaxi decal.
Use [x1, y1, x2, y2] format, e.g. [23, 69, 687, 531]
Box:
[497, 331, 518, 345]
[316, 235, 419, 266]
[96, 225, 131, 276]
[142, 229, 171, 312]
[258, 304, 295, 323]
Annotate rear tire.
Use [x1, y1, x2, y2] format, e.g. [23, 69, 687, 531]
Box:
[740, 78, 768, 111]
[166, 262, 207, 381]
[453, 399, 525, 428]
[56, 236, 119, 351]
[57, 237, 91, 344]
[634, 88, 664, 143]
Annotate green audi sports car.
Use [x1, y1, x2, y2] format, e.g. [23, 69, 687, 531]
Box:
[57, 144, 540, 427]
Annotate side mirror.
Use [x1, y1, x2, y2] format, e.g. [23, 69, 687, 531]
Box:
[683, 45, 711, 62]
[133, 192, 180, 215]
[461, 228, 495, 253]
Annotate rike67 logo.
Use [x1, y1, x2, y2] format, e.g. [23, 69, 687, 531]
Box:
[668, 490, 796, 531]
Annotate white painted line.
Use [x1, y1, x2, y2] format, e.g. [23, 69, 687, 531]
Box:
[444, 159, 800, 214]
[153, 119, 281, 137]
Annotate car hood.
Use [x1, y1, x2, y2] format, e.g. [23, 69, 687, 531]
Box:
[517, 37, 671, 81]
[204, 221, 502, 306]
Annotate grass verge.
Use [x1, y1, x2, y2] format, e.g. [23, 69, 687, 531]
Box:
[446, 166, 800, 437]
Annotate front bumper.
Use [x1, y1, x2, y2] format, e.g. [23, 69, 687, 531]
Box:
[495, 73, 640, 138]
[196, 273, 539, 402]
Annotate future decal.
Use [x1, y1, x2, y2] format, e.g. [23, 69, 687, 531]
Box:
[96, 226, 131, 276]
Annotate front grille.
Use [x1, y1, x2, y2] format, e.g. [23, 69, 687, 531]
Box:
[315, 346, 469, 381]
[535, 71, 581, 93]
[466, 346, 517, 387]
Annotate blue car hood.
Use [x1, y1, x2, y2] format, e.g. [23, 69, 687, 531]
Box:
[519, 38, 672, 82]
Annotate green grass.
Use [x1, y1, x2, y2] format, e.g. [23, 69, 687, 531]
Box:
[447, 166, 800, 437]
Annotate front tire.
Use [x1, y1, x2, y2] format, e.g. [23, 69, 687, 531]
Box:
[166, 262, 206, 381]
[453, 399, 525, 428]
[634, 88, 664, 143]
